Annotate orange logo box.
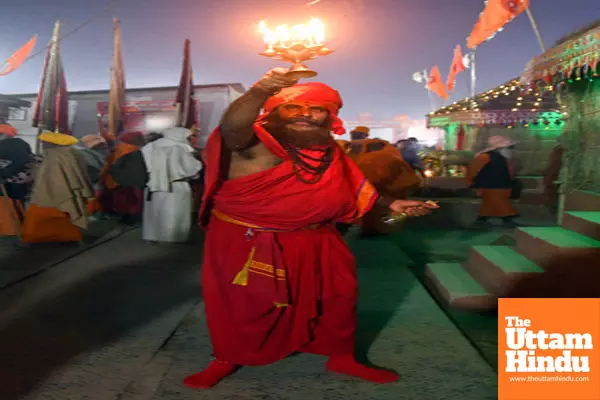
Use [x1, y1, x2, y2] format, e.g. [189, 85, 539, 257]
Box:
[498, 298, 600, 400]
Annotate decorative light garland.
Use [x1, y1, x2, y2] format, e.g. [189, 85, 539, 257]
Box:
[427, 77, 564, 128]
[521, 25, 599, 88]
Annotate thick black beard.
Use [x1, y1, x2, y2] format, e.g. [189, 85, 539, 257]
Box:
[264, 112, 333, 149]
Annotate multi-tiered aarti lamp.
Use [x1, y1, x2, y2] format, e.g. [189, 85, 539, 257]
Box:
[258, 18, 334, 80]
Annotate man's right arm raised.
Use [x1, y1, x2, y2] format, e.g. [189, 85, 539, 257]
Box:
[219, 86, 271, 151]
[219, 68, 298, 151]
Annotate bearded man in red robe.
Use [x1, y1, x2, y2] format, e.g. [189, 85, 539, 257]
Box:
[185, 68, 438, 389]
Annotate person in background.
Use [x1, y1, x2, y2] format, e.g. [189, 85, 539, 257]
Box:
[146, 132, 164, 143]
[343, 128, 421, 236]
[400, 137, 424, 174]
[141, 127, 202, 244]
[349, 125, 370, 140]
[0, 122, 18, 139]
[467, 135, 519, 228]
[0, 137, 41, 238]
[76, 135, 110, 218]
[187, 131, 205, 217]
[542, 137, 564, 211]
[98, 131, 147, 225]
[21, 132, 94, 244]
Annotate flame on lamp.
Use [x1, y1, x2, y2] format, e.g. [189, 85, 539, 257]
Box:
[259, 18, 325, 49]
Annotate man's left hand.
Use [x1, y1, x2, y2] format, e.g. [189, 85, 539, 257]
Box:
[388, 199, 439, 216]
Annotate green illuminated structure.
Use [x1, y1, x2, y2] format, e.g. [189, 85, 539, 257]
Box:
[521, 21, 599, 195]
[426, 78, 563, 175]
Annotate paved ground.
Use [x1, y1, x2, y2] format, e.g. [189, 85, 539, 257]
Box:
[0, 218, 125, 289]
[0, 224, 498, 400]
[0, 228, 203, 400]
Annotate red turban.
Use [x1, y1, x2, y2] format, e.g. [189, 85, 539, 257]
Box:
[257, 82, 345, 135]
[119, 131, 145, 145]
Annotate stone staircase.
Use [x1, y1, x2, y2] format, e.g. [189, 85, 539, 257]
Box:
[425, 190, 600, 311]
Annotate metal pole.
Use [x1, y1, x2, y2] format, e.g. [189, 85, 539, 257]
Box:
[426, 88, 436, 112]
[470, 52, 477, 99]
[525, 6, 546, 53]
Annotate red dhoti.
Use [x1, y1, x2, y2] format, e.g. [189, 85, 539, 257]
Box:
[204, 214, 358, 365]
[200, 129, 377, 366]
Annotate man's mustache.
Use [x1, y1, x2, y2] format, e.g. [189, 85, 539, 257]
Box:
[287, 118, 320, 126]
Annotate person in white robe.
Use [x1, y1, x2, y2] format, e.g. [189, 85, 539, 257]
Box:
[141, 127, 202, 243]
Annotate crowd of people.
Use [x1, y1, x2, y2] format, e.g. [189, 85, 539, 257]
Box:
[0, 124, 203, 245]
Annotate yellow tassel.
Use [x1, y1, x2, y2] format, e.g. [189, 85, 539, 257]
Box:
[274, 302, 289, 308]
[232, 247, 255, 286]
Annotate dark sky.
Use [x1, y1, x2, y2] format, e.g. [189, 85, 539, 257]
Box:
[0, 0, 597, 120]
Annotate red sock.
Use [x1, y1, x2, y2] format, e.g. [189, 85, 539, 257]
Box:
[183, 360, 238, 389]
[325, 355, 400, 384]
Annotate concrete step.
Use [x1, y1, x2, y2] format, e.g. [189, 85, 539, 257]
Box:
[425, 262, 497, 311]
[515, 226, 600, 266]
[562, 211, 600, 241]
[465, 245, 544, 296]
[517, 176, 543, 190]
[565, 190, 600, 212]
[518, 189, 545, 205]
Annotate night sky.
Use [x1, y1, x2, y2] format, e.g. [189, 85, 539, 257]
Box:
[0, 0, 597, 120]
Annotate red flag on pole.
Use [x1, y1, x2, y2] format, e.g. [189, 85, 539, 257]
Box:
[446, 45, 466, 92]
[175, 39, 197, 129]
[426, 66, 448, 100]
[0, 35, 37, 76]
[32, 21, 69, 135]
[467, 0, 530, 49]
[108, 18, 126, 140]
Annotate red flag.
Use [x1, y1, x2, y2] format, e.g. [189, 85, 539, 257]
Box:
[32, 21, 70, 135]
[426, 66, 448, 100]
[0, 35, 37, 76]
[175, 39, 197, 129]
[108, 18, 126, 138]
[446, 45, 466, 92]
[467, 0, 530, 49]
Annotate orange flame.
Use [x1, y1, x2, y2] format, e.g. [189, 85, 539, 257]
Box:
[259, 18, 325, 48]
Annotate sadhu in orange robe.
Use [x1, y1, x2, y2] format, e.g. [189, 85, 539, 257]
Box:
[98, 132, 145, 217]
[467, 149, 518, 220]
[199, 94, 378, 367]
[340, 138, 420, 234]
[0, 137, 35, 237]
[22, 145, 94, 243]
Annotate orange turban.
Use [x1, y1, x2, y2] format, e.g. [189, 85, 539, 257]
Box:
[258, 82, 345, 135]
[0, 123, 17, 137]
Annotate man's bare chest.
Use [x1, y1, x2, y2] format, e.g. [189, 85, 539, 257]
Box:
[228, 142, 283, 180]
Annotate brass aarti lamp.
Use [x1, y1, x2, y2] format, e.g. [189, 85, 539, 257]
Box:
[258, 18, 334, 80]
